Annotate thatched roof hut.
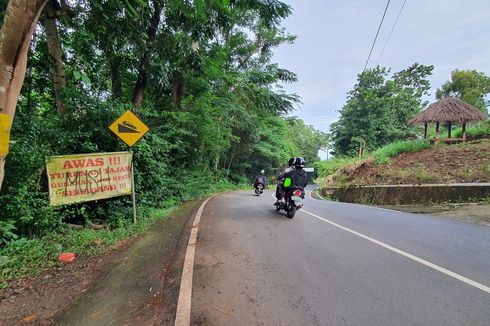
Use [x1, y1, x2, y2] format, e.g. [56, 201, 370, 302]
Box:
[408, 97, 488, 141]
[408, 97, 487, 125]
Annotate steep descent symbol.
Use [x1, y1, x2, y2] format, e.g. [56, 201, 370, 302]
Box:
[118, 121, 140, 133]
[109, 110, 149, 147]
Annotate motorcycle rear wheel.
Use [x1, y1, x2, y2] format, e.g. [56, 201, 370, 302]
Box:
[286, 207, 295, 218]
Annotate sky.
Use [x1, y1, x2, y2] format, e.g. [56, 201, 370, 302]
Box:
[273, 0, 490, 135]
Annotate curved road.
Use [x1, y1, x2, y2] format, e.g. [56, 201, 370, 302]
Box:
[187, 186, 490, 325]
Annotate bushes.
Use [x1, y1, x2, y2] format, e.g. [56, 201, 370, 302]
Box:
[315, 156, 362, 178]
[0, 100, 246, 246]
[453, 121, 490, 139]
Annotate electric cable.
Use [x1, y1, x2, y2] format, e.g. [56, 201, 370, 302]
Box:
[363, 0, 391, 71]
[376, 0, 407, 65]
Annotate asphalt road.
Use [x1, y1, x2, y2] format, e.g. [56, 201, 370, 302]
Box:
[189, 186, 490, 325]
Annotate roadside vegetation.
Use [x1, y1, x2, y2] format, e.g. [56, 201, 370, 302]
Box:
[0, 1, 331, 281]
[316, 139, 490, 189]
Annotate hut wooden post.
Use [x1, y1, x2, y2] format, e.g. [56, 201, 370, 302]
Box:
[435, 122, 440, 148]
[408, 97, 487, 146]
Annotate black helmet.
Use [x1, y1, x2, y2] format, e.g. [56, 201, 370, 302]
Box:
[294, 157, 305, 168]
[288, 157, 297, 167]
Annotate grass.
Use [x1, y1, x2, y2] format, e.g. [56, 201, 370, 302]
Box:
[382, 164, 437, 184]
[315, 140, 431, 179]
[0, 179, 249, 285]
[373, 140, 430, 164]
[315, 156, 364, 178]
[453, 121, 490, 139]
[0, 206, 174, 284]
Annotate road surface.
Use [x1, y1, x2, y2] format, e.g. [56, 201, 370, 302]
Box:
[185, 186, 490, 325]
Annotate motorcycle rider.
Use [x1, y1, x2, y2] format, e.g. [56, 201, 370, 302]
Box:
[274, 157, 296, 205]
[283, 157, 308, 199]
[253, 169, 267, 190]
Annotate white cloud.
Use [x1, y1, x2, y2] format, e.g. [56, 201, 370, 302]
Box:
[274, 0, 490, 132]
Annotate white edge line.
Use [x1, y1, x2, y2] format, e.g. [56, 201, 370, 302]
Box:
[301, 209, 490, 295]
[174, 197, 212, 326]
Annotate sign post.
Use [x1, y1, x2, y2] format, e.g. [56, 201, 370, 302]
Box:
[129, 149, 137, 224]
[109, 110, 149, 223]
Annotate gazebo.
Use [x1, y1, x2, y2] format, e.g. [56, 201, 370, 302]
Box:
[408, 97, 488, 142]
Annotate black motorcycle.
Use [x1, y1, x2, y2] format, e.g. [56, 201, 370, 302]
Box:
[275, 188, 304, 218]
[254, 183, 264, 196]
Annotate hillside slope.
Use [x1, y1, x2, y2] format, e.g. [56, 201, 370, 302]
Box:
[323, 139, 490, 187]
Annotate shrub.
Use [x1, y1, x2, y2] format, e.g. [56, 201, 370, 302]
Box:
[453, 121, 490, 139]
[315, 156, 362, 178]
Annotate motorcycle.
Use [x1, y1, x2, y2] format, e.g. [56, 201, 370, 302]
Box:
[275, 188, 304, 218]
[254, 183, 264, 196]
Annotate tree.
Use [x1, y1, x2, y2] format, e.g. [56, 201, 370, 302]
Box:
[0, 0, 311, 240]
[331, 63, 433, 156]
[285, 117, 330, 164]
[0, 0, 48, 192]
[436, 69, 490, 114]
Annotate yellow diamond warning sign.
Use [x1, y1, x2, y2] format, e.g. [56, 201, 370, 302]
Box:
[109, 110, 149, 147]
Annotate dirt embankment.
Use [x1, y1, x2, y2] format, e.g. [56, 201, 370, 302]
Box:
[317, 139, 490, 225]
[330, 139, 490, 187]
[322, 139, 490, 188]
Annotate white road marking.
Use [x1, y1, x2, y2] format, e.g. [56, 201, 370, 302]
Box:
[175, 197, 212, 326]
[301, 209, 490, 294]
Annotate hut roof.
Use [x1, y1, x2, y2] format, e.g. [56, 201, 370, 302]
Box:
[408, 97, 488, 125]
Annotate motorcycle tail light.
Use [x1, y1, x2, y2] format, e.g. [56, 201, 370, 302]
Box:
[293, 190, 302, 196]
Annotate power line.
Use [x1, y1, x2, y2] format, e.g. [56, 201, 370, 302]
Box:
[376, 0, 407, 65]
[363, 0, 391, 71]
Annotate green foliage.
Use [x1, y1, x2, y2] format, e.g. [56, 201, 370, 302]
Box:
[373, 140, 430, 164]
[0, 207, 171, 281]
[0, 0, 322, 255]
[315, 156, 362, 178]
[453, 121, 490, 139]
[331, 63, 433, 156]
[316, 140, 430, 178]
[285, 117, 330, 165]
[436, 69, 490, 114]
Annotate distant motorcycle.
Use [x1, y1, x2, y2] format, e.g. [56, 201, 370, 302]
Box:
[254, 183, 264, 196]
[275, 188, 304, 218]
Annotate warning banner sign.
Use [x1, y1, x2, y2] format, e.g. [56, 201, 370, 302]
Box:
[46, 152, 133, 206]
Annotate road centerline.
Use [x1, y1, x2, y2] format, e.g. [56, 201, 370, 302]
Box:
[301, 208, 490, 294]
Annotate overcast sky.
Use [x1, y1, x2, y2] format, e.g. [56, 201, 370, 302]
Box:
[273, 0, 490, 133]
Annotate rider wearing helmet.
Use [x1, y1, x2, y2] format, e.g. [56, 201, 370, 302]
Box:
[283, 157, 308, 198]
[274, 157, 296, 205]
[253, 169, 267, 189]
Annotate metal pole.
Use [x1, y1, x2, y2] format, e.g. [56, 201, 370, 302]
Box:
[129, 149, 136, 223]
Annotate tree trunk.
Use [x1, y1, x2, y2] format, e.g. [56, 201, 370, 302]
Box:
[131, 1, 163, 108]
[171, 71, 183, 107]
[109, 54, 123, 100]
[0, 0, 49, 192]
[41, 1, 66, 114]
